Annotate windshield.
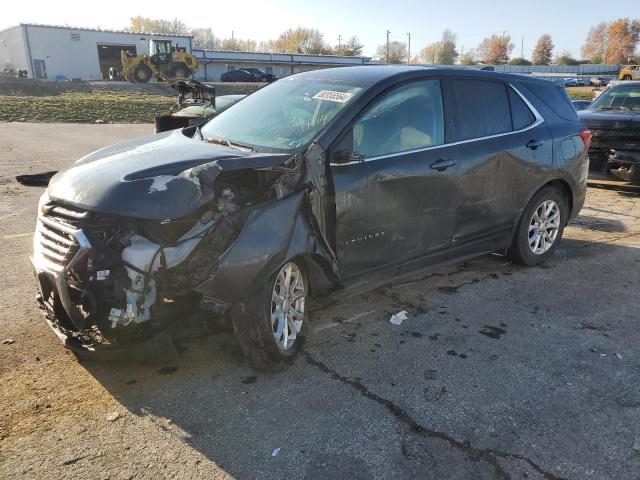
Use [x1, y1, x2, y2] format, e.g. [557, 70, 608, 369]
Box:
[589, 86, 640, 111]
[201, 78, 364, 152]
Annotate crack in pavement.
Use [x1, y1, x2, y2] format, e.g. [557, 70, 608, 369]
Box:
[304, 352, 568, 480]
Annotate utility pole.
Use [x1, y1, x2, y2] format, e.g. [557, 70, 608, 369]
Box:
[407, 32, 411, 65]
[338, 35, 342, 56]
[521, 37, 524, 58]
[386, 30, 390, 64]
[231, 30, 235, 51]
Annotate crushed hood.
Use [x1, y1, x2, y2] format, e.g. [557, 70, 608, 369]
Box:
[578, 109, 640, 129]
[47, 129, 292, 219]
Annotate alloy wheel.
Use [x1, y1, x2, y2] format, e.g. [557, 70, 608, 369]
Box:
[528, 200, 561, 255]
[271, 262, 306, 351]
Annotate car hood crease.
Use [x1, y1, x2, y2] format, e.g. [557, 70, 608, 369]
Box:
[47, 129, 292, 219]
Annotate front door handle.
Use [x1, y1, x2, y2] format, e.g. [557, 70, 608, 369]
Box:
[430, 159, 456, 171]
[526, 139, 544, 150]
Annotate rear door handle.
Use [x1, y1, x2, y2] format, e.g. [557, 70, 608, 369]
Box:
[526, 139, 544, 150]
[430, 159, 456, 171]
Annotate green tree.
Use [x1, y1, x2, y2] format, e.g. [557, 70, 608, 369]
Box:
[532, 34, 554, 65]
[555, 51, 580, 65]
[509, 57, 532, 65]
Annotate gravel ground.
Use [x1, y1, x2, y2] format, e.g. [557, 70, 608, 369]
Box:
[1, 123, 639, 479]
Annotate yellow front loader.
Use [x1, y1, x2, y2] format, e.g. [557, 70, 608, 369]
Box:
[114, 39, 198, 83]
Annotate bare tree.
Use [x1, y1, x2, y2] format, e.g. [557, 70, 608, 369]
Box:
[419, 29, 458, 65]
[265, 27, 331, 54]
[581, 22, 609, 63]
[125, 16, 188, 35]
[532, 34, 554, 65]
[420, 42, 439, 64]
[191, 28, 219, 50]
[219, 37, 257, 52]
[375, 41, 407, 64]
[341, 36, 365, 56]
[477, 33, 514, 64]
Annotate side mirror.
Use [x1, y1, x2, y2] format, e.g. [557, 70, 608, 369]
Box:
[332, 150, 364, 164]
[330, 128, 363, 164]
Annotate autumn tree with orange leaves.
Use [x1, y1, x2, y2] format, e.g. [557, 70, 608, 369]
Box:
[582, 18, 640, 64]
[476, 33, 514, 65]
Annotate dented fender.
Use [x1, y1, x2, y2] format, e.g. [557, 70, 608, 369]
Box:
[195, 191, 337, 305]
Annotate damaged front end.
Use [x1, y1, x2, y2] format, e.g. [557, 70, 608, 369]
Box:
[31, 139, 311, 352]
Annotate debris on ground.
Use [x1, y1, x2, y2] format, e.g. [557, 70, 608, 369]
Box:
[616, 353, 623, 360]
[633, 438, 640, 453]
[271, 448, 281, 457]
[2, 338, 15, 345]
[15, 171, 58, 186]
[106, 411, 121, 422]
[389, 310, 408, 326]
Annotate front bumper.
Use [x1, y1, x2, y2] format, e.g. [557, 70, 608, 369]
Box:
[606, 150, 640, 182]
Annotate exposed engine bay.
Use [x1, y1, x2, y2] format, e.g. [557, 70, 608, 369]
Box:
[32, 147, 306, 351]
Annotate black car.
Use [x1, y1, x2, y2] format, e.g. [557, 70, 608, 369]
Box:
[572, 100, 591, 111]
[32, 67, 588, 369]
[220, 68, 272, 82]
[578, 81, 640, 184]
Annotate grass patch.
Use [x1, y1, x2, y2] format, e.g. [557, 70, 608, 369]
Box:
[566, 86, 594, 100]
[0, 91, 175, 123]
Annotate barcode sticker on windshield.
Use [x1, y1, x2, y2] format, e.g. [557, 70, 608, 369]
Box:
[313, 90, 353, 103]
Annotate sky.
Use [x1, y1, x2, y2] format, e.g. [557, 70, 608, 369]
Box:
[2, 0, 638, 59]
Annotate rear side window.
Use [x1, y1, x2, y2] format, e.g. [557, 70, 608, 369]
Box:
[508, 87, 536, 130]
[519, 81, 578, 121]
[446, 79, 512, 141]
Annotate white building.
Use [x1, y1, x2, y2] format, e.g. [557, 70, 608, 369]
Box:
[0, 24, 193, 80]
[0, 23, 374, 82]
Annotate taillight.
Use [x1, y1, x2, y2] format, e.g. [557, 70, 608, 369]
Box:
[580, 128, 592, 149]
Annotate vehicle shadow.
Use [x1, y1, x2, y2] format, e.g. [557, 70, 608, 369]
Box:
[571, 214, 627, 233]
[79, 237, 640, 479]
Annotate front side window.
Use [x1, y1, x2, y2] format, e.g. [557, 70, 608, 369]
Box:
[447, 79, 512, 142]
[352, 79, 444, 159]
[201, 78, 364, 152]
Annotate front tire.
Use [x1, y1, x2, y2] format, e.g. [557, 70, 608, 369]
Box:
[508, 187, 568, 266]
[132, 65, 152, 83]
[232, 260, 309, 370]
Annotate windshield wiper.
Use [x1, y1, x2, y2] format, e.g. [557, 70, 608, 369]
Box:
[206, 136, 254, 151]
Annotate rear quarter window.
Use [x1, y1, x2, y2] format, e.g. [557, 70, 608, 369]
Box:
[518, 81, 578, 121]
[445, 78, 512, 142]
[508, 87, 536, 130]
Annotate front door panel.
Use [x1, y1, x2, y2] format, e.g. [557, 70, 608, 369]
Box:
[331, 146, 458, 277]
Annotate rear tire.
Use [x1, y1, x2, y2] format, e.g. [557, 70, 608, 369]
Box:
[508, 186, 568, 266]
[171, 64, 189, 79]
[630, 164, 640, 186]
[132, 65, 152, 83]
[623, 75, 632, 81]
